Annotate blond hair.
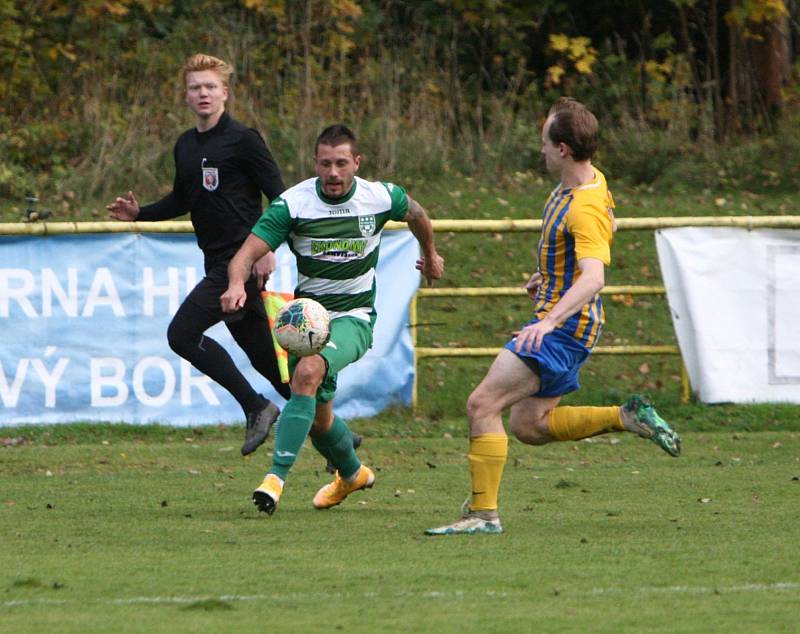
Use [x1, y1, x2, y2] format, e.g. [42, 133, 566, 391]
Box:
[182, 54, 234, 88]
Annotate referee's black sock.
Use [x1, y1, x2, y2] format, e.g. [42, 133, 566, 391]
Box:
[246, 393, 269, 416]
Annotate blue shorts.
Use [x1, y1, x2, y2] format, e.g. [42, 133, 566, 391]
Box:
[504, 324, 591, 397]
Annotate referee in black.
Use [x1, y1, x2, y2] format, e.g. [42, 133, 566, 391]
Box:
[107, 54, 289, 456]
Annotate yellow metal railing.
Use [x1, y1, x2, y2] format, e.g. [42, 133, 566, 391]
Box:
[2, 214, 800, 236]
[410, 287, 687, 407]
[405, 214, 800, 408]
[4, 216, 800, 409]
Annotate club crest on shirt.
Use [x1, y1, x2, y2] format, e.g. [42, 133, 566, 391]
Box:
[358, 214, 376, 237]
[201, 158, 219, 192]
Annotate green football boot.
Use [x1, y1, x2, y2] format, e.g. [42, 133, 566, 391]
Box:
[622, 394, 681, 457]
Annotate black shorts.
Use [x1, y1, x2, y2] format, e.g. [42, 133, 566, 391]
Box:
[183, 262, 266, 324]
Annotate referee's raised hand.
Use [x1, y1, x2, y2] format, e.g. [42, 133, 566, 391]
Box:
[106, 191, 140, 221]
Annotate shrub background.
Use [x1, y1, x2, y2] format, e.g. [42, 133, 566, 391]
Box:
[1, 0, 798, 218]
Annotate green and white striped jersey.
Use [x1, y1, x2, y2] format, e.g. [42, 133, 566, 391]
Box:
[252, 176, 409, 321]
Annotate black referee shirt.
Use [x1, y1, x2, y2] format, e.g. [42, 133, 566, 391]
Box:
[138, 112, 285, 269]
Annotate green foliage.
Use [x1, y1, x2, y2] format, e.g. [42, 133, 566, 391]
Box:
[1, 0, 797, 214]
[601, 124, 690, 186]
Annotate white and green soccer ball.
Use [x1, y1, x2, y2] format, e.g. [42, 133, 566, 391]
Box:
[273, 298, 331, 356]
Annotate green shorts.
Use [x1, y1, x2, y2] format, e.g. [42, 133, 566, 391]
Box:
[288, 316, 374, 403]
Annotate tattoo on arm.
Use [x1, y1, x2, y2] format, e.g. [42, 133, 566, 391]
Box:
[405, 195, 437, 256]
[406, 196, 426, 221]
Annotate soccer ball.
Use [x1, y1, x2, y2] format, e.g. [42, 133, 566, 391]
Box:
[273, 298, 331, 356]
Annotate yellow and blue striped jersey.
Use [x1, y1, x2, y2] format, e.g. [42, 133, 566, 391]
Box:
[534, 168, 615, 349]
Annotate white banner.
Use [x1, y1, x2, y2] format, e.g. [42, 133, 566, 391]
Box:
[656, 227, 800, 403]
[0, 231, 419, 425]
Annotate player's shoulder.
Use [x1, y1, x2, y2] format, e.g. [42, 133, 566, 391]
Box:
[354, 177, 406, 202]
[567, 169, 615, 229]
[573, 168, 608, 195]
[282, 177, 317, 199]
[570, 169, 611, 208]
[273, 177, 318, 216]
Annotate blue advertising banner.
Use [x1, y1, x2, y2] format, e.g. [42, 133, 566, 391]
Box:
[0, 231, 419, 425]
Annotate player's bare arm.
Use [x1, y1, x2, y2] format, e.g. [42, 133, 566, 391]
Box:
[525, 270, 543, 301]
[515, 257, 605, 353]
[221, 233, 271, 312]
[106, 191, 140, 221]
[404, 195, 444, 286]
[252, 251, 277, 289]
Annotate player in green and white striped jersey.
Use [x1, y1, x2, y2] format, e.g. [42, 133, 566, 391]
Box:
[222, 124, 444, 516]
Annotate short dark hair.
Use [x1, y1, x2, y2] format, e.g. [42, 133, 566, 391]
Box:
[315, 124, 358, 155]
[546, 97, 598, 161]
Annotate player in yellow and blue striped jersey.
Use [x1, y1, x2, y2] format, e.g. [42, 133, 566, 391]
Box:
[426, 98, 681, 536]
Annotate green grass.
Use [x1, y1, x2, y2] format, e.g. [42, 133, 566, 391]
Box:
[2, 426, 799, 633]
[3, 172, 800, 630]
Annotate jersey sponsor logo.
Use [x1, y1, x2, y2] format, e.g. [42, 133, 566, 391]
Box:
[328, 207, 351, 216]
[310, 238, 367, 258]
[359, 214, 376, 237]
[201, 158, 219, 191]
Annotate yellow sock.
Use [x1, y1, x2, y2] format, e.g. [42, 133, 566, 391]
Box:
[547, 406, 623, 441]
[468, 433, 508, 512]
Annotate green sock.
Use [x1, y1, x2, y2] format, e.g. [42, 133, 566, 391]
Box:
[311, 415, 361, 479]
[269, 394, 316, 481]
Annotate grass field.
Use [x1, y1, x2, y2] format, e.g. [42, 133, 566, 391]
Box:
[3, 173, 799, 632]
[2, 423, 799, 633]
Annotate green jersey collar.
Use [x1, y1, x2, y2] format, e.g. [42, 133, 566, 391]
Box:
[316, 178, 358, 204]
